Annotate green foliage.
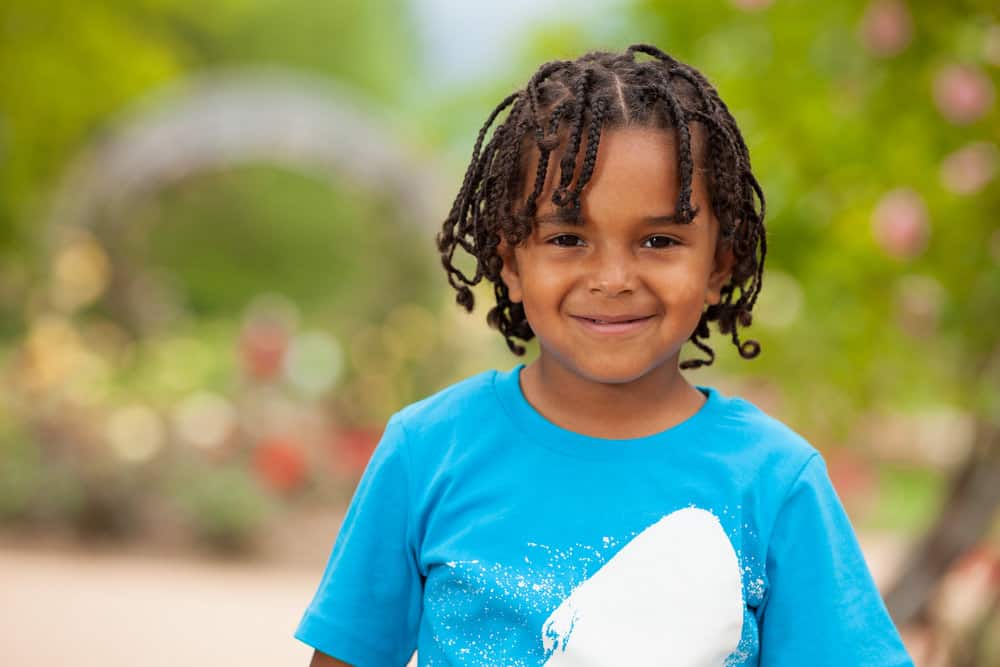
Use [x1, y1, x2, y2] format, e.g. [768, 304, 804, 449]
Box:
[0, 0, 431, 546]
[0, 422, 44, 522]
[167, 463, 275, 554]
[2, 0, 996, 548]
[0, 0, 417, 323]
[518, 1, 999, 433]
[0, 1, 183, 252]
[140, 165, 436, 320]
[862, 462, 947, 533]
[0, 413, 88, 527]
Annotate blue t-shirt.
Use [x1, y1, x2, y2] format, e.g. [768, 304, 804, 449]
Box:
[295, 364, 914, 666]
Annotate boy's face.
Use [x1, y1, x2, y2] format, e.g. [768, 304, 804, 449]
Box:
[498, 125, 734, 385]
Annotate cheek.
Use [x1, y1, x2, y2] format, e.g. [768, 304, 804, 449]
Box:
[518, 266, 571, 325]
[522, 260, 571, 297]
[652, 267, 705, 302]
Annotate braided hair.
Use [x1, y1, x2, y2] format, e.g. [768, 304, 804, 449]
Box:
[436, 44, 767, 369]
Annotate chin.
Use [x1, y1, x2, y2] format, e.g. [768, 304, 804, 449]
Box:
[565, 355, 662, 386]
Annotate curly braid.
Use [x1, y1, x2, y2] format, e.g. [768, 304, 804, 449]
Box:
[435, 44, 767, 369]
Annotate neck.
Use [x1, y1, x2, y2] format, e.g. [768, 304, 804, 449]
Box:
[519, 354, 706, 440]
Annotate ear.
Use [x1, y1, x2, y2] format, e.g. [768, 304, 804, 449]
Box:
[498, 237, 524, 304]
[706, 239, 735, 306]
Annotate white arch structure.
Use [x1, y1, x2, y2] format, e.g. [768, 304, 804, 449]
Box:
[46, 67, 445, 238]
[41, 67, 448, 325]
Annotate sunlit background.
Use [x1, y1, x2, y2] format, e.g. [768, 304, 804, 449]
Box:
[1, 1, 998, 665]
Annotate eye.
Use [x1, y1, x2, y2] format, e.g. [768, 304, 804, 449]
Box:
[548, 234, 585, 247]
[643, 235, 679, 249]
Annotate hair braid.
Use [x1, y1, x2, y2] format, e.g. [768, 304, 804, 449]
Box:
[570, 98, 609, 207]
[437, 92, 521, 308]
[552, 68, 592, 208]
[525, 99, 574, 215]
[652, 78, 697, 224]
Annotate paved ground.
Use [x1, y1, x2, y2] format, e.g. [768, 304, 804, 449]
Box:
[0, 531, 913, 667]
[1, 544, 321, 667]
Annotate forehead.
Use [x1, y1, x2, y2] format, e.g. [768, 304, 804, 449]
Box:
[522, 125, 711, 218]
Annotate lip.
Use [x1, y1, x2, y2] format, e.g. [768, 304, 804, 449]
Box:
[571, 314, 655, 335]
[576, 313, 651, 323]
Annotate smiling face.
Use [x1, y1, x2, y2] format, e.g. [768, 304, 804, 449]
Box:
[498, 125, 734, 386]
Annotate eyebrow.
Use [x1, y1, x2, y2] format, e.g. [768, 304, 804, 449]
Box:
[535, 211, 682, 227]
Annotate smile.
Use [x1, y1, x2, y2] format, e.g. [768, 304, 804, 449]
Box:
[571, 315, 655, 335]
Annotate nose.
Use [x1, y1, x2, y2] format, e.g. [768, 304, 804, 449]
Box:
[587, 246, 636, 296]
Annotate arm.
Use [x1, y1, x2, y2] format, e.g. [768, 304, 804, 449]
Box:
[294, 414, 422, 666]
[309, 649, 352, 667]
[758, 454, 914, 666]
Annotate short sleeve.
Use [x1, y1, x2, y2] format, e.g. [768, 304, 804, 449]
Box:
[757, 454, 914, 667]
[294, 414, 422, 667]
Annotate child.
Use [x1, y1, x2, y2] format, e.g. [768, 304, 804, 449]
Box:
[295, 44, 915, 666]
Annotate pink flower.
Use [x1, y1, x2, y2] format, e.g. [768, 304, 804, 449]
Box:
[872, 188, 930, 260]
[730, 0, 772, 10]
[860, 0, 913, 57]
[940, 142, 998, 195]
[933, 64, 995, 125]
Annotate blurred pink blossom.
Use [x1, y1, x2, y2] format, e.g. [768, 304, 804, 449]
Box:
[730, 0, 772, 10]
[933, 64, 995, 125]
[940, 142, 998, 194]
[860, 0, 913, 57]
[872, 188, 930, 259]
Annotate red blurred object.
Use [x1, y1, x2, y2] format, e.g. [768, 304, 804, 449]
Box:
[330, 427, 384, 475]
[239, 321, 289, 380]
[953, 544, 1000, 591]
[253, 437, 308, 492]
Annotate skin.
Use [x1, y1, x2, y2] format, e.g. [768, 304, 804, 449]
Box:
[309, 651, 350, 666]
[498, 125, 735, 439]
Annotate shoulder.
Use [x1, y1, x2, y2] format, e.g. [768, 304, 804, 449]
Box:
[700, 387, 841, 543]
[382, 368, 506, 480]
[708, 388, 818, 457]
[391, 368, 500, 439]
[702, 385, 823, 490]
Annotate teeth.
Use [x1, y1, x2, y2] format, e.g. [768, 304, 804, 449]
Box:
[578, 315, 651, 324]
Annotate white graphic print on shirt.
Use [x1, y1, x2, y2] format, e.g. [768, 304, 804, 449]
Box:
[541, 507, 744, 666]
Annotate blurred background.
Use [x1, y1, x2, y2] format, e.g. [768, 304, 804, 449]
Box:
[0, 0, 997, 665]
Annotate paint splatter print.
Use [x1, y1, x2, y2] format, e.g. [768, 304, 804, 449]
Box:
[422, 508, 753, 666]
